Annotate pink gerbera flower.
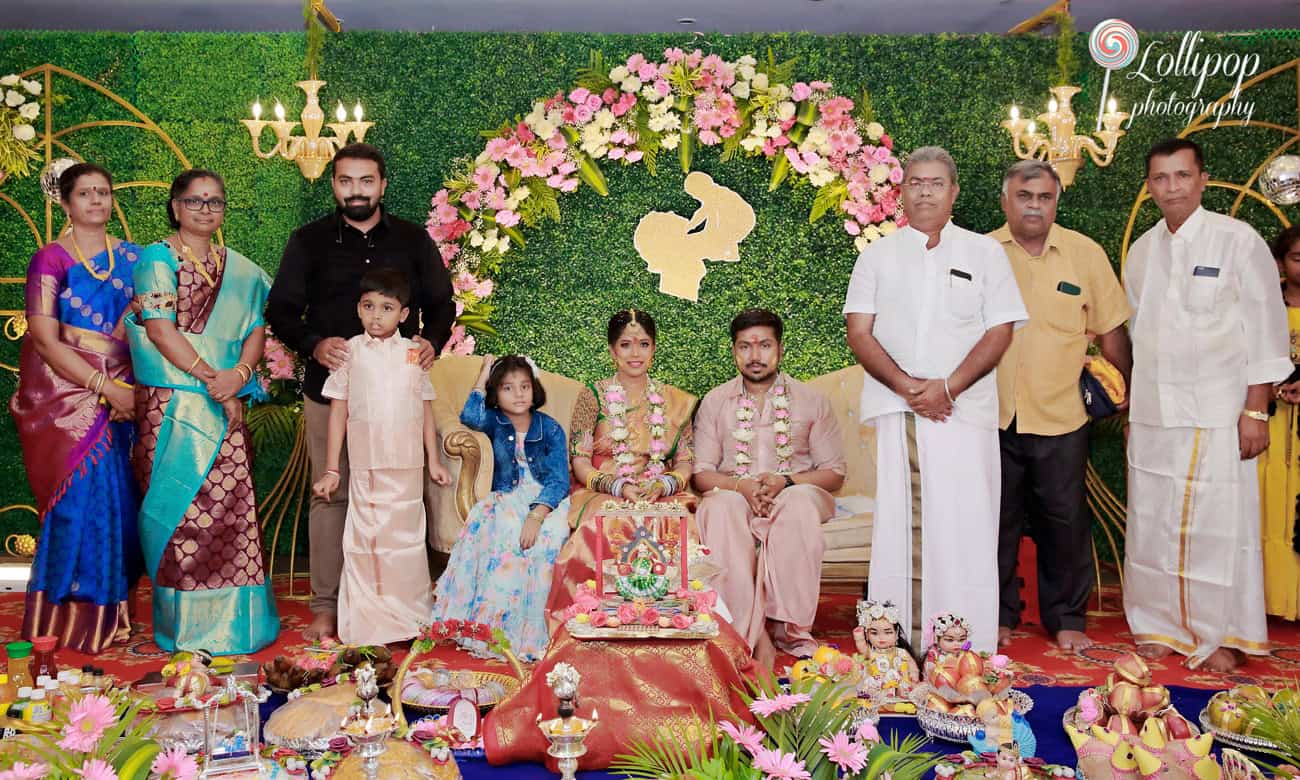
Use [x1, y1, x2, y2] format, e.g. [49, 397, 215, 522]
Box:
[752, 747, 811, 780]
[749, 691, 812, 717]
[75, 759, 118, 780]
[718, 720, 765, 754]
[819, 731, 869, 774]
[0, 763, 49, 780]
[58, 694, 117, 752]
[151, 746, 199, 780]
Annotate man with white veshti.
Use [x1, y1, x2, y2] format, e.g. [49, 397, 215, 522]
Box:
[844, 146, 1027, 653]
[1123, 137, 1289, 673]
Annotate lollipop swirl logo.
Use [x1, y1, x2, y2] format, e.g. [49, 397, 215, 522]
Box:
[1090, 19, 1140, 70]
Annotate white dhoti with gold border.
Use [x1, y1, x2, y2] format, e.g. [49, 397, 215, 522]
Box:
[1124, 422, 1269, 666]
[869, 411, 1000, 654]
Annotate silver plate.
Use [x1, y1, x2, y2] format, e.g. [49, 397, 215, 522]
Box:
[263, 732, 336, 758]
[1198, 707, 1282, 753]
[913, 688, 1035, 743]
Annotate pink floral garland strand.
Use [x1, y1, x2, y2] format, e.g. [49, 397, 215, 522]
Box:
[425, 48, 906, 355]
[733, 380, 794, 477]
[606, 379, 668, 480]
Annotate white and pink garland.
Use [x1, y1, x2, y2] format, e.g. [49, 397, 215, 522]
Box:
[426, 48, 907, 355]
[734, 380, 793, 477]
[606, 379, 668, 480]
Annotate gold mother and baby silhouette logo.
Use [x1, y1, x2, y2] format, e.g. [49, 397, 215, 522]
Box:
[633, 171, 756, 302]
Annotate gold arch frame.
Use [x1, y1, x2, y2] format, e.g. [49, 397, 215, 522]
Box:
[1089, 58, 1300, 605]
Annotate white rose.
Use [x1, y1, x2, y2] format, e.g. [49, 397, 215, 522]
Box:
[495, 236, 511, 254]
[22, 80, 40, 95]
[533, 119, 556, 140]
[863, 225, 883, 242]
[740, 135, 765, 153]
[808, 166, 836, 187]
[0, 75, 17, 86]
[610, 428, 630, 442]
[737, 54, 757, 67]
[12, 123, 35, 142]
[733, 428, 755, 443]
[509, 186, 529, 205]
[5, 89, 24, 107]
[18, 101, 38, 120]
[803, 127, 829, 153]
[879, 220, 898, 235]
[737, 64, 755, 81]
[660, 132, 680, 150]
[869, 164, 890, 184]
[620, 76, 642, 94]
[468, 230, 484, 247]
[777, 101, 796, 121]
[751, 73, 769, 91]
[730, 81, 750, 99]
[866, 121, 885, 141]
[609, 66, 629, 83]
[594, 108, 617, 129]
[640, 86, 659, 101]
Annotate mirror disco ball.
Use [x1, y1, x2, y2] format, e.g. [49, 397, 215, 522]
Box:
[1260, 154, 1300, 206]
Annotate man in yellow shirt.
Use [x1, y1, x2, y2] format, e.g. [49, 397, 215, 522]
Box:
[991, 160, 1131, 652]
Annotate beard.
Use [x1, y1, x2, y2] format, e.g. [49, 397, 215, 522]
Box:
[743, 365, 778, 383]
[339, 197, 379, 221]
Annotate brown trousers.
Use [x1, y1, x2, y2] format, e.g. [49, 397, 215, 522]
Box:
[304, 397, 444, 616]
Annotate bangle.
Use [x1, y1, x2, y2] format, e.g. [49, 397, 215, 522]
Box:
[187, 355, 203, 375]
[323, 468, 340, 477]
[234, 362, 252, 382]
[585, 471, 602, 492]
[86, 370, 102, 392]
[610, 477, 627, 497]
[943, 377, 955, 404]
[1243, 409, 1269, 422]
[93, 372, 106, 395]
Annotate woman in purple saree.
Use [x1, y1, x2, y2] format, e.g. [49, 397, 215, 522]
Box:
[10, 162, 143, 654]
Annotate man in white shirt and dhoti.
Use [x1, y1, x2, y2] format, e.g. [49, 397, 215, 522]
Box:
[844, 146, 1028, 652]
[1124, 138, 1290, 673]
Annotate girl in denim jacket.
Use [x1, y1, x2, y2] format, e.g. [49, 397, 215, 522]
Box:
[431, 355, 571, 659]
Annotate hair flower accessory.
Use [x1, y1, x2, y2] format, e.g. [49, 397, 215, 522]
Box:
[857, 599, 900, 627]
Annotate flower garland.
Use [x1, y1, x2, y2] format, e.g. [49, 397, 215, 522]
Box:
[0, 72, 42, 179]
[425, 48, 906, 355]
[733, 380, 793, 477]
[606, 379, 667, 480]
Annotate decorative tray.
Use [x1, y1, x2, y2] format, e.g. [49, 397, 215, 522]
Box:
[400, 667, 521, 717]
[1198, 707, 1282, 753]
[912, 688, 1035, 743]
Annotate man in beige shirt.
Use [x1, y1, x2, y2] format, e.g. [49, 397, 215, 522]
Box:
[694, 308, 846, 662]
[992, 159, 1131, 652]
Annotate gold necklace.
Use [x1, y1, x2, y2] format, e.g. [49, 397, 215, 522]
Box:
[176, 237, 222, 288]
[69, 228, 114, 281]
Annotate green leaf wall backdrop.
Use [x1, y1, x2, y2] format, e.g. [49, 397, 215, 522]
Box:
[0, 30, 1296, 544]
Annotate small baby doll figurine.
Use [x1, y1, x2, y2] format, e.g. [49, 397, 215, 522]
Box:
[852, 600, 920, 699]
[996, 742, 1034, 780]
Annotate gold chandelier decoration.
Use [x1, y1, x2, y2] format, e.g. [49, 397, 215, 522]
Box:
[1001, 85, 1128, 188]
[241, 80, 372, 182]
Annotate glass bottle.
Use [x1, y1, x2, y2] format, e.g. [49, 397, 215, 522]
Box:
[4, 641, 33, 690]
[29, 636, 57, 680]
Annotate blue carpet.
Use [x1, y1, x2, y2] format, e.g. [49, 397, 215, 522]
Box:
[453, 685, 1223, 777]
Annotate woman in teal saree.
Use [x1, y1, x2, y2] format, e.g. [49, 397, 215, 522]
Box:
[127, 169, 279, 654]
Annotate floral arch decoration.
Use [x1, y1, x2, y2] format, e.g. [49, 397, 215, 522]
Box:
[424, 48, 909, 354]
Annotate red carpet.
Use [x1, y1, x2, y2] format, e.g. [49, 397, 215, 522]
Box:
[2, 575, 1299, 690]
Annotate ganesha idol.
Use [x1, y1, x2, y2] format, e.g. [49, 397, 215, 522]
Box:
[920, 613, 1016, 718]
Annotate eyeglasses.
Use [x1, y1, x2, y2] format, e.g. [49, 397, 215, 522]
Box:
[904, 178, 950, 194]
[178, 197, 227, 213]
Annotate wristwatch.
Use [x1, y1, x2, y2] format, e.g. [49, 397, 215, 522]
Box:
[783, 474, 796, 489]
[1242, 409, 1269, 422]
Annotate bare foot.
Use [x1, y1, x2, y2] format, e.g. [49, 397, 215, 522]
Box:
[304, 612, 337, 643]
[1137, 643, 1174, 660]
[1200, 647, 1246, 673]
[1055, 630, 1094, 652]
[998, 626, 1013, 648]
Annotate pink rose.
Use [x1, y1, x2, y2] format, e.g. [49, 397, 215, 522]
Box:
[624, 149, 644, 163]
[792, 82, 813, 101]
[671, 613, 693, 629]
[654, 79, 671, 97]
[834, 656, 855, 675]
[568, 87, 591, 105]
[574, 105, 594, 124]
[626, 53, 646, 71]
[590, 610, 608, 627]
[616, 603, 639, 624]
[641, 607, 660, 625]
[602, 87, 618, 105]
[775, 434, 789, 446]
[585, 94, 603, 112]
[637, 62, 658, 81]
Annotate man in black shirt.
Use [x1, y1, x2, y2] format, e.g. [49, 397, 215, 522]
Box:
[266, 143, 454, 641]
